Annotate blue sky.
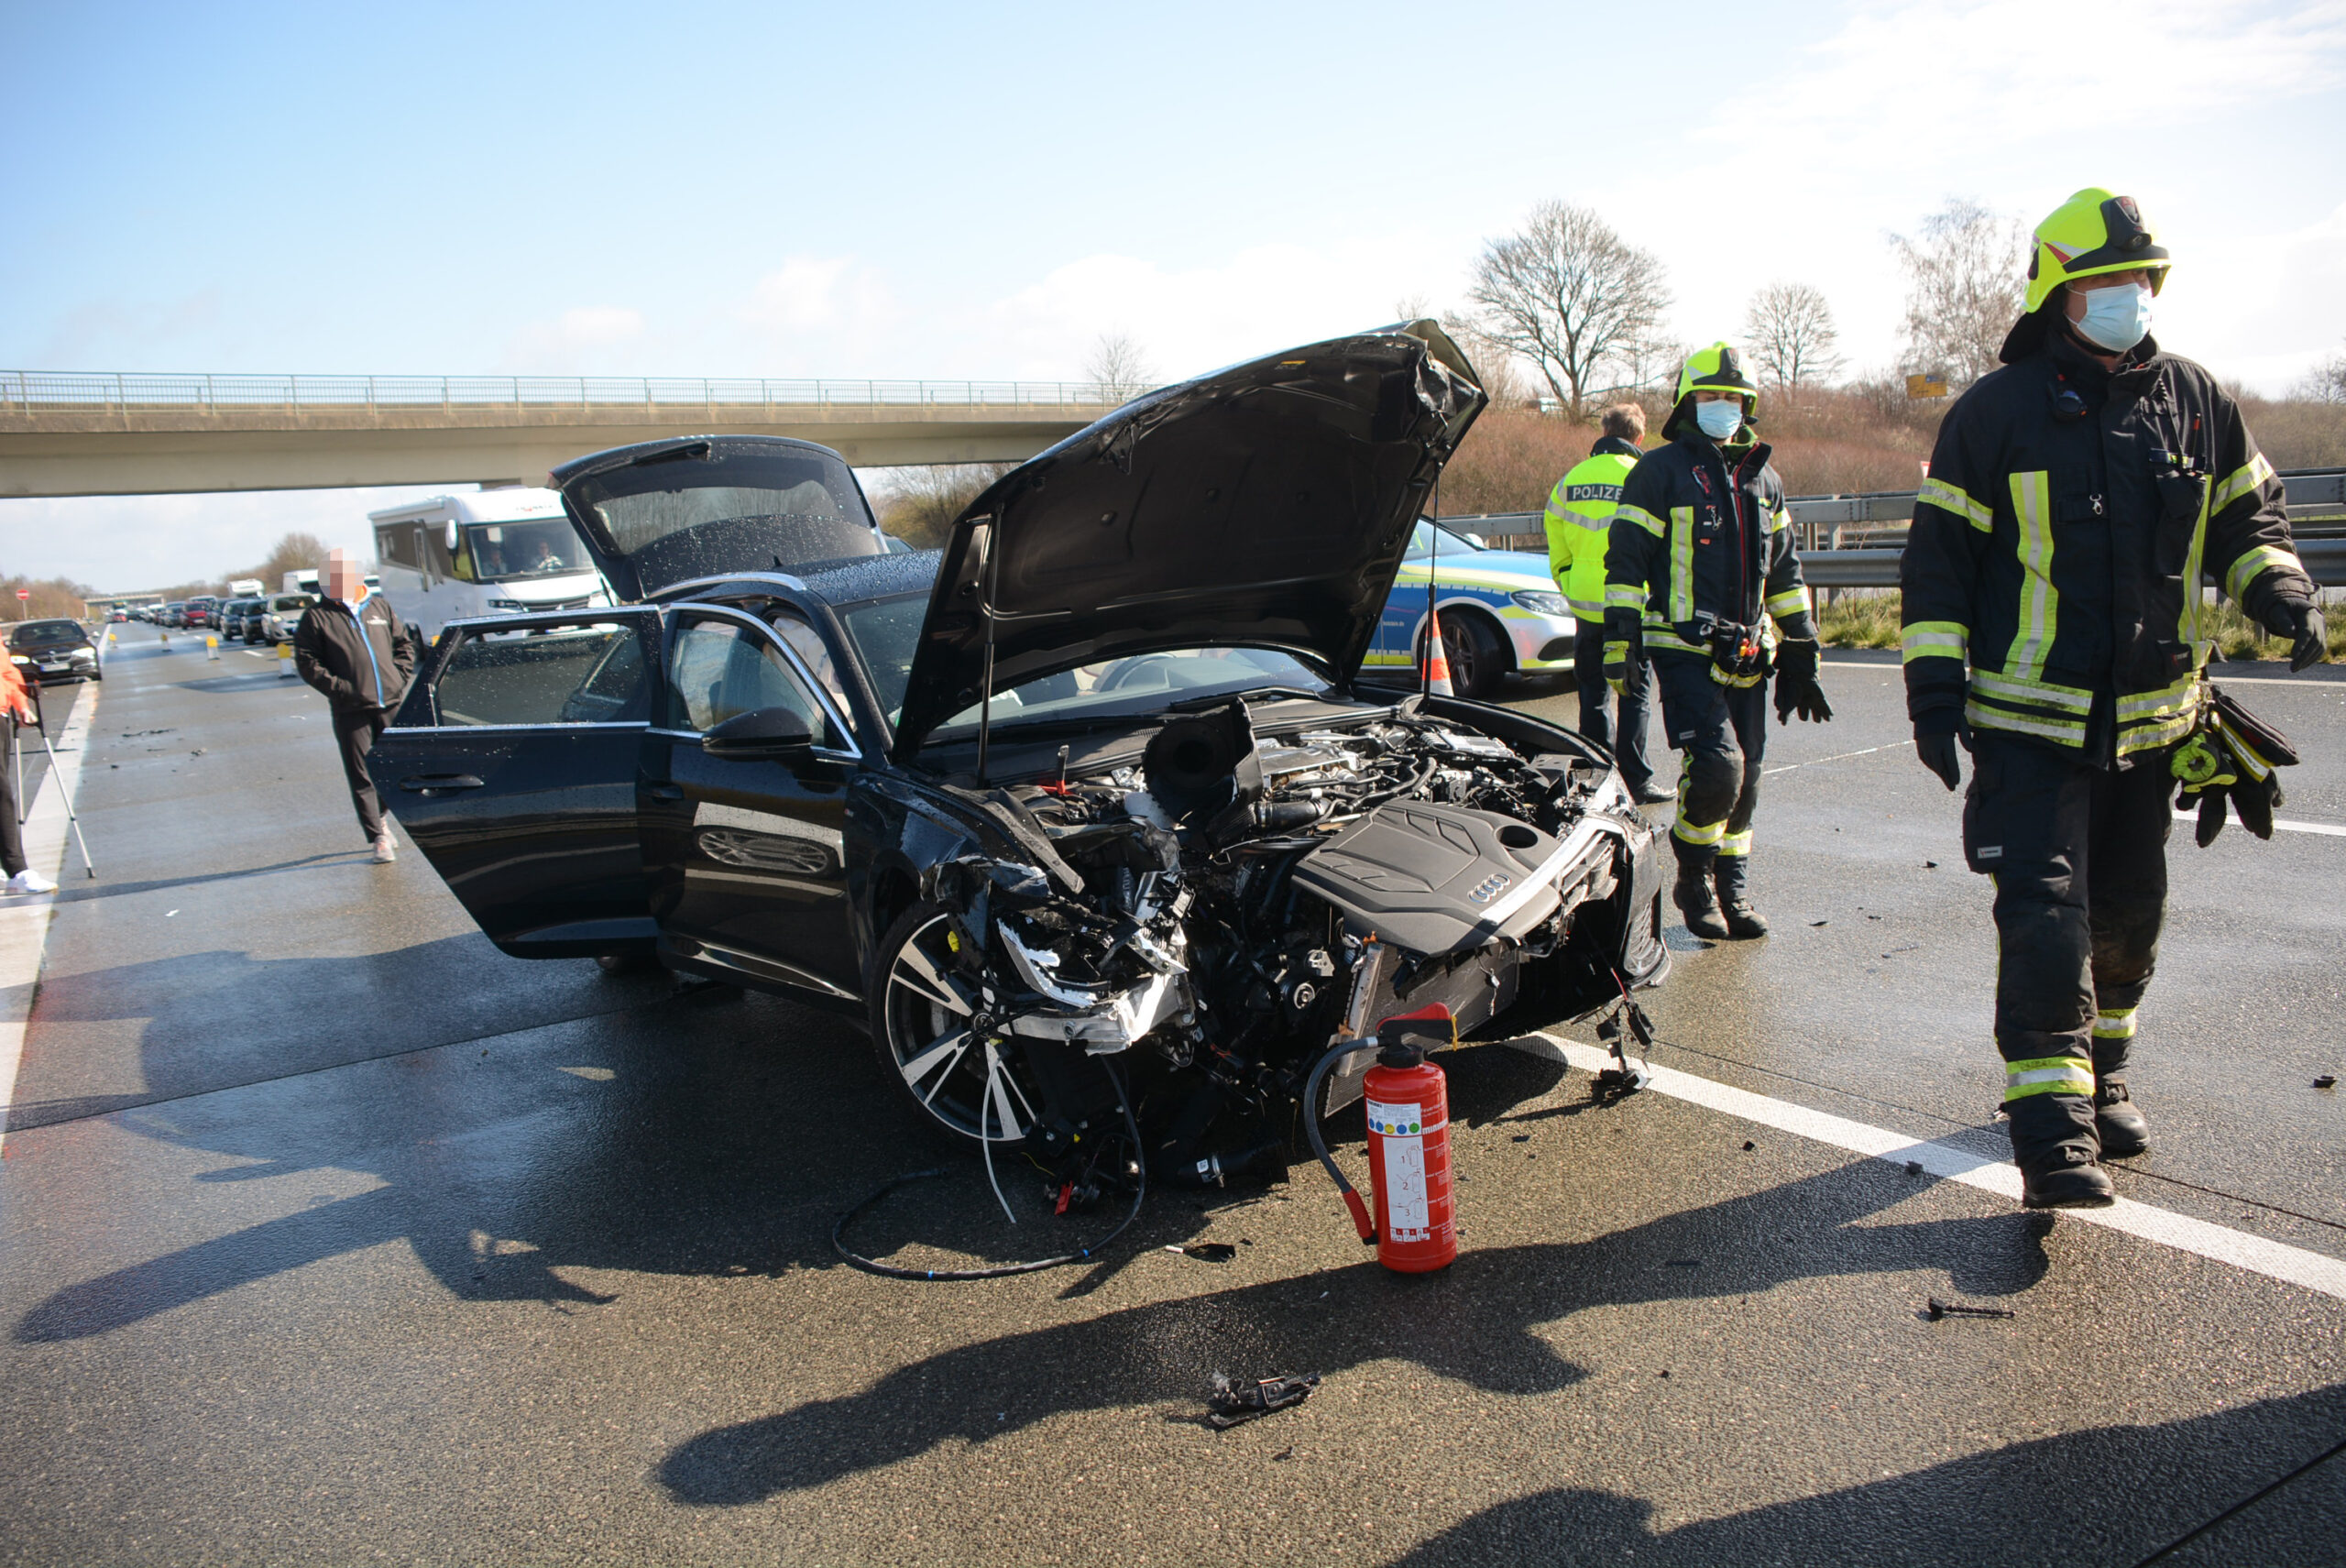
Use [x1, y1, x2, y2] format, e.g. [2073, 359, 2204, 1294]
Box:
[5, 0, 2344, 586]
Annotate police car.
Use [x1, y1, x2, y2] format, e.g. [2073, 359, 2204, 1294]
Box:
[1362, 520, 1576, 698]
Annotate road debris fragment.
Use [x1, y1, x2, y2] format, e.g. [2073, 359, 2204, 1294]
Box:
[1165, 1243, 1237, 1263]
[1927, 1297, 2016, 1321]
[2317, 1076, 2337, 1090]
[1904, 1160, 1924, 1176]
[1207, 1373, 1319, 1429]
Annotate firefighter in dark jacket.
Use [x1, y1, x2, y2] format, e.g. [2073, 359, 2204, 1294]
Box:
[1604, 344, 1833, 942]
[1901, 188, 2324, 1209]
[295, 548, 418, 863]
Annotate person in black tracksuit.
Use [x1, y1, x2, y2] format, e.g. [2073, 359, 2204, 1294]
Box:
[294, 553, 417, 862]
[1900, 188, 2324, 1208]
[1603, 343, 1833, 942]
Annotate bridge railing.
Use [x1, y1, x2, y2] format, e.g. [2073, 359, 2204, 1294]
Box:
[0, 370, 1144, 413]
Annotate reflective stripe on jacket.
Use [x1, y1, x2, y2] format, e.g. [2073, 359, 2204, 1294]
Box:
[1900, 333, 2312, 762]
[1543, 436, 1642, 621]
[1601, 431, 1816, 656]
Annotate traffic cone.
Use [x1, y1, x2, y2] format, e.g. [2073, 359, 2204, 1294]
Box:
[1423, 608, 1455, 697]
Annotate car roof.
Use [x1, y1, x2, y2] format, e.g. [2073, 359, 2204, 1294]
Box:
[795, 549, 939, 607]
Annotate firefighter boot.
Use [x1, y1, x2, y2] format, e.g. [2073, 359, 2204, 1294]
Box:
[2094, 1080, 2149, 1157]
[1711, 854, 1769, 938]
[1672, 861, 1730, 941]
[2005, 1091, 2114, 1209]
[2091, 1011, 2148, 1157]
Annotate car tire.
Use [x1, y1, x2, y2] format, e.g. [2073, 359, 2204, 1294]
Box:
[869, 900, 1042, 1151]
[1420, 610, 1509, 700]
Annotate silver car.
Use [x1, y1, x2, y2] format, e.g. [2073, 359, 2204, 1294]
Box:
[259, 593, 318, 643]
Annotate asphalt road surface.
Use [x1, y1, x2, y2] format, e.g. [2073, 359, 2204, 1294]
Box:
[2, 625, 2341, 1565]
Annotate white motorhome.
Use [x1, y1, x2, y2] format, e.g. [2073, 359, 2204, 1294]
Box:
[367, 489, 608, 643]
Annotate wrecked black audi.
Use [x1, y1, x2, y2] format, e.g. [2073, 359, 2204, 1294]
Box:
[371, 322, 1668, 1197]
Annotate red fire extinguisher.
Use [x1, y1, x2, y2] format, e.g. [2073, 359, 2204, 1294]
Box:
[1306, 1003, 1458, 1274]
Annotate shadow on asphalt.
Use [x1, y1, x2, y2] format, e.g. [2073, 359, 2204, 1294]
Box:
[1377, 1383, 2346, 1567]
[651, 1158, 2051, 1507]
[5, 992, 1578, 1338]
[43, 850, 359, 906]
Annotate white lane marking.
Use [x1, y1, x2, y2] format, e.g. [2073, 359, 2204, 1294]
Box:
[0, 681, 99, 1155]
[1761, 740, 1913, 776]
[2171, 809, 2346, 839]
[1529, 1033, 2346, 1305]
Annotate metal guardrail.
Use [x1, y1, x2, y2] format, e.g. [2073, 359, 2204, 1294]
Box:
[1801, 537, 2346, 589]
[1455, 469, 2346, 587]
[0, 370, 1143, 413]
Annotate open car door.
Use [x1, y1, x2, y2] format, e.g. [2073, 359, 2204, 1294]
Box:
[369, 608, 661, 958]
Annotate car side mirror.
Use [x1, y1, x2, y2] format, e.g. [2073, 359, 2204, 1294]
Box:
[702, 706, 816, 760]
[444, 521, 461, 554]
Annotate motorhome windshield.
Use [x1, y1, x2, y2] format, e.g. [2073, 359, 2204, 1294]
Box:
[454, 519, 590, 584]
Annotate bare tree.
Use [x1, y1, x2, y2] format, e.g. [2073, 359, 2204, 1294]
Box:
[1890, 200, 2027, 389]
[1467, 202, 1671, 421]
[237, 531, 334, 589]
[1436, 313, 1540, 410]
[1743, 282, 1847, 387]
[2292, 344, 2346, 404]
[1083, 332, 1157, 402]
[864, 463, 1016, 550]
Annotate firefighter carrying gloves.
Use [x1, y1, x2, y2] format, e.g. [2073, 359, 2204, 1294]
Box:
[1900, 188, 2322, 1210]
[1604, 344, 1829, 945]
[1546, 404, 1670, 804]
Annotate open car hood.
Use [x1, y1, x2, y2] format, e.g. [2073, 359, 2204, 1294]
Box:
[548, 435, 887, 602]
[893, 322, 1485, 760]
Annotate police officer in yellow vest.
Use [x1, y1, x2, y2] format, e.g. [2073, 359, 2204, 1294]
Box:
[1901, 189, 2321, 1209]
[1545, 404, 1671, 803]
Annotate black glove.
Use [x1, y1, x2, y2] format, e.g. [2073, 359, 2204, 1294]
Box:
[1771, 639, 1833, 723]
[2261, 595, 2326, 672]
[1914, 711, 1968, 791]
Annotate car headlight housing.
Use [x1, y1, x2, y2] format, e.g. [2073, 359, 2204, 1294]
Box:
[1510, 589, 1571, 617]
[487, 598, 525, 611]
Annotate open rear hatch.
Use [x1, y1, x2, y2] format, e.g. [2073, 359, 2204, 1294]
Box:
[549, 435, 888, 602]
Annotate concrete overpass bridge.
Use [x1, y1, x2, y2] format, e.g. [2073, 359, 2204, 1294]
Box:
[0, 371, 1132, 498]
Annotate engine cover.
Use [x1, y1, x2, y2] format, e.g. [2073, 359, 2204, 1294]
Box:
[1290, 800, 1574, 956]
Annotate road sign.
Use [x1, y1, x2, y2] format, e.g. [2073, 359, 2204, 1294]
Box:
[1906, 373, 1949, 399]
[13, 589, 26, 601]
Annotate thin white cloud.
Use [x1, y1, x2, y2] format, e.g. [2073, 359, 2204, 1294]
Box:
[740, 257, 894, 333]
[981, 236, 1464, 383]
[1718, 0, 2346, 162]
[497, 304, 648, 373]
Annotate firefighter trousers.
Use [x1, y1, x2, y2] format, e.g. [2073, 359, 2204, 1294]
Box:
[1573, 618, 1656, 792]
[1651, 652, 1766, 871]
[1963, 731, 2171, 1087]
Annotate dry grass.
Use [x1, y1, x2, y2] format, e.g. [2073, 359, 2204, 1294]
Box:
[1436, 388, 2346, 522]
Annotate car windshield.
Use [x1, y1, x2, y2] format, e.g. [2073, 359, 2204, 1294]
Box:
[834, 595, 1334, 743]
[455, 519, 592, 584]
[9, 621, 85, 649]
[1401, 521, 1487, 560]
[270, 595, 315, 613]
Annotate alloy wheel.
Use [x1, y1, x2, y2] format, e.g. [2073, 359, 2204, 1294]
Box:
[880, 913, 1040, 1145]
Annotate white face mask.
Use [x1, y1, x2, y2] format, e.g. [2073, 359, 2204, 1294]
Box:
[2073, 280, 2153, 353]
[1693, 399, 1744, 440]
